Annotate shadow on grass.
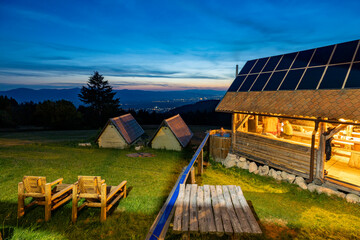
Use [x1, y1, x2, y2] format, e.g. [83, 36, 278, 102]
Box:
[0, 198, 158, 240]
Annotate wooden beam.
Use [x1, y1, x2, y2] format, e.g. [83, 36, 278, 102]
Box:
[100, 183, 107, 222]
[198, 149, 203, 175]
[232, 114, 237, 148]
[315, 122, 326, 181]
[17, 182, 25, 218]
[236, 115, 250, 132]
[44, 184, 51, 221]
[325, 124, 346, 140]
[190, 167, 195, 184]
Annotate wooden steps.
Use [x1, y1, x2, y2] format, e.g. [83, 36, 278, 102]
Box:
[173, 184, 262, 238]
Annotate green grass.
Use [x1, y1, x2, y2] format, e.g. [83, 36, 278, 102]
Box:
[0, 130, 188, 240]
[2, 129, 360, 240]
[182, 162, 360, 240]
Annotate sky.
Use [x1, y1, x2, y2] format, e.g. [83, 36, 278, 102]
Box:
[0, 0, 360, 91]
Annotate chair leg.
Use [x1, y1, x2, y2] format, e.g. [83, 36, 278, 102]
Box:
[72, 184, 78, 223]
[100, 183, 106, 222]
[17, 182, 25, 218]
[44, 184, 52, 221]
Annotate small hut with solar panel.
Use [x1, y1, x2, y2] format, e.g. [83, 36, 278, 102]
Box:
[216, 39, 360, 192]
[96, 113, 145, 149]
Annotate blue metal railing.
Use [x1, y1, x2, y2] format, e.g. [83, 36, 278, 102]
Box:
[147, 132, 210, 240]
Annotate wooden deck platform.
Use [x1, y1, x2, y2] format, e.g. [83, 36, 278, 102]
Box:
[172, 184, 262, 238]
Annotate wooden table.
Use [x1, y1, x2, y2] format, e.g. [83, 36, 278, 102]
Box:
[172, 184, 262, 238]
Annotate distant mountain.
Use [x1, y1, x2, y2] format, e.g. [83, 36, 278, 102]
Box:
[168, 100, 220, 115]
[0, 88, 83, 106]
[0, 88, 225, 110]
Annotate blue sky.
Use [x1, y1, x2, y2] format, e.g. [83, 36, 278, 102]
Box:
[0, 0, 360, 91]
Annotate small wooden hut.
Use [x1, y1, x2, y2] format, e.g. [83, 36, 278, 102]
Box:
[216, 39, 360, 193]
[150, 114, 193, 151]
[96, 113, 144, 149]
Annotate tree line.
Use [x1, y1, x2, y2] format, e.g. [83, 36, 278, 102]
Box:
[0, 72, 230, 129]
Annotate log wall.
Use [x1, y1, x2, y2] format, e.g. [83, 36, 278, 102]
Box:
[233, 132, 317, 178]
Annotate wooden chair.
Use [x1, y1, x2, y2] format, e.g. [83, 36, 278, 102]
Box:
[72, 176, 127, 222]
[18, 176, 73, 221]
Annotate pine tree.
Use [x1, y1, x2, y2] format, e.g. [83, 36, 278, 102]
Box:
[79, 71, 120, 126]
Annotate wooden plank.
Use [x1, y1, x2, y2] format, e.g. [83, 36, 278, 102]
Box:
[189, 184, 198, 232]
[204, 185, 216, 234]
[227, 185, 252, 233]
[216, 185, 233, 235]
[210, 185, 224, 235]
[235, 186, 262, 234]
[173, 184, 185, 233]
[222, 185, 243, 234]
[182, 184, 191, 232]
[197, 186, 206, 233]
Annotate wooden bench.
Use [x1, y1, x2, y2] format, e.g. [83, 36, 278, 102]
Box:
[172, 184, 262, 238]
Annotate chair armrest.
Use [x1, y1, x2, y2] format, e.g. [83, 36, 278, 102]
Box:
[49, 178, 63, 186]
[106, 181, 127, 202]
[51, 184, 73, 200]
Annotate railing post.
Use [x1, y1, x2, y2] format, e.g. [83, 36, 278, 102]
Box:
[190, 167, 196, 184]
[198, 149, 203, 175]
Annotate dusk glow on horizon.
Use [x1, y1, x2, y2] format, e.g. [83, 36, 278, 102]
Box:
[1, 0, 360, 91]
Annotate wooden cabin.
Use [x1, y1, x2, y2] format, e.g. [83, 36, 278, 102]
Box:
[150, 114, 193, 151]
[96, 113, 144, 149]
[216, 39, 360, 193]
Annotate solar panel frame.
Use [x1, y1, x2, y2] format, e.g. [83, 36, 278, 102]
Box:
[227, 75, 247, 92]
[310, 45, 335, 67]
[330, 40, 358, 64]
[318, 63, 351, 90]
[249, 72, 272, 91]
[276, 52, 297, 70]
[250, 57, 269, 73]
[239, 59, 258, 75]
[344, 62, 360, 89]
[291, 49, 314, 69]
[279, 68, 305, 90]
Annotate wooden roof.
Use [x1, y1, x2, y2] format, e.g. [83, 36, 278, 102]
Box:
[150, 114, 193, 148]
[216, 89, 360, 121]
[97, 113, 144, 144]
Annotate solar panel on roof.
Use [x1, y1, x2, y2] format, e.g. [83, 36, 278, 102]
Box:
[232, 39, 360, 93]
[239, 74, 258, 92]
[318, 64, 350, 89]
[330, 40, 358, 64]
[279, 69, 305, 90]
[276, 52, 297, 70]
[250, 73, 271, 91]
[263, 71, 287, 91]
[263, 55, 282, 72]
[345, 62, 360, 88]
[291, 49, 314, 69]
[250, 57, 268, 73]
[309, 45, 334, 66]
[239, 60, 257, 75]
[228, 75, 246, 92]
[297, 67, 325, 90]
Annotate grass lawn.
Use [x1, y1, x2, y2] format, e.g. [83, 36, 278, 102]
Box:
[2, 128, 360, 240]
[178, 162, 360, 240]
[0, 130, 189, 240]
